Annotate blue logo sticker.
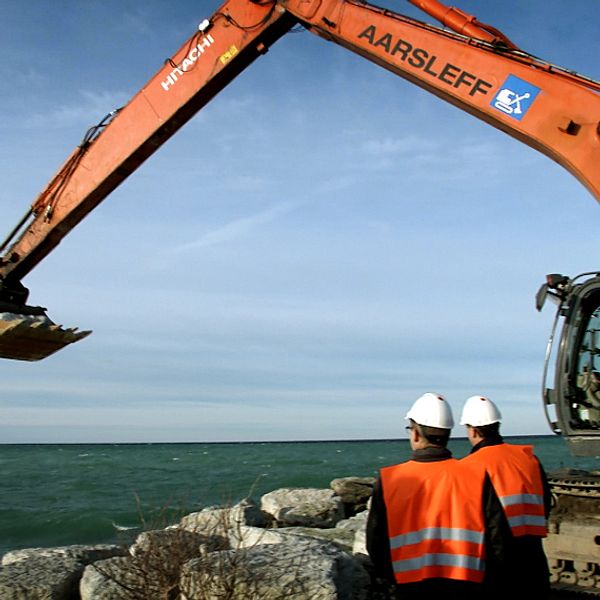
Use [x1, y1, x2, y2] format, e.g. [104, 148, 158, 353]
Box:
[491, 75, 541, 121]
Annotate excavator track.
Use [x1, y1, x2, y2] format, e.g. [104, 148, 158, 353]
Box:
[0, 312, 91, 361]
[546, 472, 600, 596]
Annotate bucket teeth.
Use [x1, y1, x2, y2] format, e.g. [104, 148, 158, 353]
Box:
[0, 312, 91, 361]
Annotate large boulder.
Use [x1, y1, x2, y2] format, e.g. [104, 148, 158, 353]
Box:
[0, 482, 376, 600]
[330, 477, 376, 513]
[2, 544, 126, 566]
[231, 512, 369, 556]
[227, 524, 293, 549]
[231, 523, 355, 552]
[0, 556, 84, 600]
[130, 527, 225, 565]
[180, 498, 268, 534]
[180, 538, 370, 600]
[81, 528, 227, 600]
[353, 524, 368, 557]
[336, 510, 369, 555]
[336, 510, 369, 535]
[260, 488, 344, 528]
[80, 556, 137, 600]
[0, 545, 127, 600]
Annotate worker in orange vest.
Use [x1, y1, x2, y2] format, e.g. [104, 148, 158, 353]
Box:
[366, 393, 500, 600]
[459, 395, 551, 598]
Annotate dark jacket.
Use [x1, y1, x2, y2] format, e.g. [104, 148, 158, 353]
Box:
[366, 446, 504, 600]
[467, 435, 551, 597]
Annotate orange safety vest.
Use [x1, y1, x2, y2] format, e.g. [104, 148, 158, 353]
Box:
[462, 443, 547, 537]
[380, 459, 486, 584]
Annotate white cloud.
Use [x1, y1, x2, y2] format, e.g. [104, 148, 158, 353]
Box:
[169, 201, 298, 252]
[223, 174, 269, 192]
[361, 135, 439, 157]
[24, 90, 129, 129]
[119, 11, 153, 36]
[2, 0, 598, 443]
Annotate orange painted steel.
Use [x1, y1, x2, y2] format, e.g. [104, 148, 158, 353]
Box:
[1, 0, 599, 287]
[282, 0, 600, 202]
[406, 0, 518, 48]
[0, 0, 296, 283]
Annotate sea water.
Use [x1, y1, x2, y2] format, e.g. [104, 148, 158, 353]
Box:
[0, 436, 596, 556]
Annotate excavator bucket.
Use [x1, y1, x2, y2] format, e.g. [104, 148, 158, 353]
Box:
[0, 312, 91, 361]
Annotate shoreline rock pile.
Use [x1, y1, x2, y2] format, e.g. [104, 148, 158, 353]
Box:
[0, 476, 384, 600]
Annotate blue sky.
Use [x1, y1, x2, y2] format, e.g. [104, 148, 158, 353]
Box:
[1, 0, 599, 443]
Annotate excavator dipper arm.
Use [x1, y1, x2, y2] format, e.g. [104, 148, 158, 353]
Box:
[280, 0, 600, 201]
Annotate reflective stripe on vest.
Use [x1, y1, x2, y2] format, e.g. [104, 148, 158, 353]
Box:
[390, 526, 484, 548]
[393, 551, 484, 574]
[502, 492, 544, 506]
[463, 444, 548, 538]
[390, 526, 485, 581]
[381, 459, 486, 584]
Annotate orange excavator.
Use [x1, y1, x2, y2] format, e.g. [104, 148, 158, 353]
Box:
[1, 0, 600, 589]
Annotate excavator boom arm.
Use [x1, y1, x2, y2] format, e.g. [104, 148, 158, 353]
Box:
[0, 0, 297, 285]
[3, 0, 600, 286]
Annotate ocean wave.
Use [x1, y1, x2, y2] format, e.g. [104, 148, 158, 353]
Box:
[111, 521, 140, 532]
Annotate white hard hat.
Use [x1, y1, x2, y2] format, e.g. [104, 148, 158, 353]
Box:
[460, 395, 502, 426]
[405, 392, 454, 429]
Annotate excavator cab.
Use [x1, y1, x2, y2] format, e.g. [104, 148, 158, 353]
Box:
[537, 272, 600, 456]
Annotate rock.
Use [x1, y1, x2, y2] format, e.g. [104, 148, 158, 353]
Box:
[80, 556, 141, 600]
[0, 546, 127, 600]
[79, 557, 131, 600]
[180, 497, 268, 534]
[1, 479, 376, 600]
[336, 510, 369, 555]
[336, 510, 369, 533]
[280, 525, 356, 551]
[130, 527, 225, 564]
[0, 556, 83, 600]
[231, 512, 369, 556]
[330, 477, 376, 512]
[180, 538, 370, 600]
[231, 523, 355, 552]
[80, 528, 229, 600]
[2, 544, 126, 566]
[228, 524, 293, 548]
[353, 523, 368, 556]
[260, 488, 345, 528]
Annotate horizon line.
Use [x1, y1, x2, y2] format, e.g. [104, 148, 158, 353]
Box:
[0, 434, 557, 446]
